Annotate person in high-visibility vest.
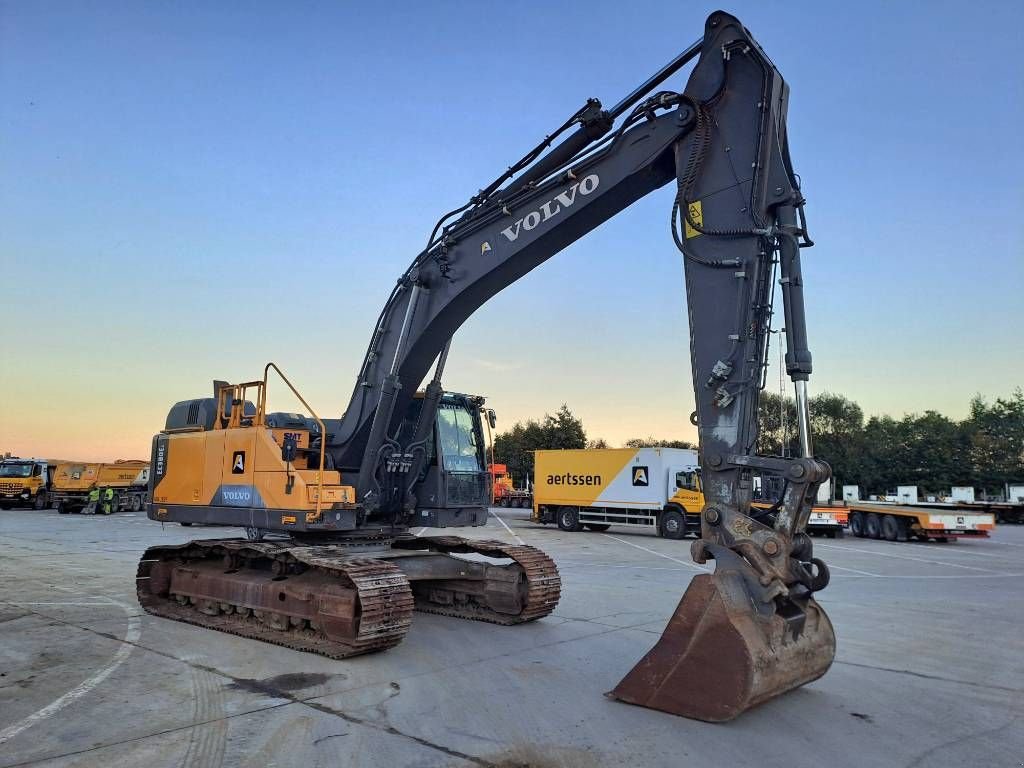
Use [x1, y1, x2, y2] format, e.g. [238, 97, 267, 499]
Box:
[101, 487, 115, 515]
[86, 487, 100, 514]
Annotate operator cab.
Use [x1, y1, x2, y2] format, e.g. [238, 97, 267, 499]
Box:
[395, 391, 491, 525]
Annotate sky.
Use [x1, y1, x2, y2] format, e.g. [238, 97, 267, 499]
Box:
[1, 0, 1022, 462]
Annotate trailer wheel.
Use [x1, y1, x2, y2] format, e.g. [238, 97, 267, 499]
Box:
[130, 494, 142, 512]
[660, 509, 686, 540]
[849, 512, 865, 537]
[865, 513, 882, 539]
[585, 524, 610, 532]
[882, 515, 900, 541]
[557, 506, 582, 532]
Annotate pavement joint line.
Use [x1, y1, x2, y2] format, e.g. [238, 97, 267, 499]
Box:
[0, 596, 141, 748]
[0, 579, 658, 768]
[903, 710, 1022, 768]
[834, 658, 1024, 695]
[869, 539, 1016, 560]
[0, 601, 497, 768]
[815, 542, 1005, 573]
[488, 511, 525, 545]
[598, 533, 708, 571]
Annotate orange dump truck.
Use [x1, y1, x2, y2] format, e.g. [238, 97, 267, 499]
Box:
[51, 460, 149, 514]
[847, 502, 994, 542]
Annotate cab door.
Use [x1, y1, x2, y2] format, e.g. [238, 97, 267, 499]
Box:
[669, 465, 703, 510]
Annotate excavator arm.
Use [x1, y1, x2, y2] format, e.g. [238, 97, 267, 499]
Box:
[328, 10, 834, 720]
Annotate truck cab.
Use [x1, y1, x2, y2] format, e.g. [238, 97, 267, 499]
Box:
[0, 458, 53, 509]
[670, 466, 703, 513]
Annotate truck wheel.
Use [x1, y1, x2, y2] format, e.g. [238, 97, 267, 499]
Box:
[57, 501, 68, 514]
[130, 495, 142, 512]
[557, 506, 582, 532]
[865, 513, 882, 539]
[882, 515, 900, 541]
[849, 512, 865, 537]
[33, 493, 48, 510]
[499, 497, 509, 507]
[585, 524, 610, 532]
[660, 509, 686, 540]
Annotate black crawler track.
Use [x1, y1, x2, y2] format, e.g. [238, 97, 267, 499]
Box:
[136, 534, 561, 659]
[393, 535, 562, 624]
[136, 540, 414, 658]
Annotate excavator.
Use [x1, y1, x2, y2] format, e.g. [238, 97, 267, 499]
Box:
[138, 11, 835, 722]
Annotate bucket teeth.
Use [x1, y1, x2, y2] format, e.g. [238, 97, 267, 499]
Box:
[610, 571, 835, 722]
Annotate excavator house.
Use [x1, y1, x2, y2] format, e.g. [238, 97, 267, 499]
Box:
[139, 10, 836, 722]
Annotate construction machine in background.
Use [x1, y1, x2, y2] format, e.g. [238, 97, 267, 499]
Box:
[489, 463, 533, 508]
[138, 11, 834, 722]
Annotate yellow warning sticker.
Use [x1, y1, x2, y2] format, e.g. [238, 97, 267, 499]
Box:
[281, 515, 296, 525]
[685, 200, 703, 239]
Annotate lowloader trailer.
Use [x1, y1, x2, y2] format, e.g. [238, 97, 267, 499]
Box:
[847, 502, 994, 542]
[532, 448, 703, 538]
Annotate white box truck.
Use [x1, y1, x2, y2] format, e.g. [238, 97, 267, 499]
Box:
[532, 448, 702, 538]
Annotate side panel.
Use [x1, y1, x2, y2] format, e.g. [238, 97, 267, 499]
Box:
[52, 463, 101, 493]
[534, 449, 649, 508]
[151, 433, 209, 506]
[97, 461, 149, 488]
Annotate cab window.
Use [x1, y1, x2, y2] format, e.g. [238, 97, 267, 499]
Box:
[436, 403, 482, 472]
[676, 470, 700, 491]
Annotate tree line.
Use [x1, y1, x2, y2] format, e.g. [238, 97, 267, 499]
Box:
[492, 389, 1023, 496]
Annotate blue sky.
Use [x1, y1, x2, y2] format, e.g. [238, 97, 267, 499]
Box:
[1, 1, 1022, 460]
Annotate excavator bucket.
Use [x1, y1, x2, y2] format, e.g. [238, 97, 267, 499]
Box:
[610, 567, 835, 722]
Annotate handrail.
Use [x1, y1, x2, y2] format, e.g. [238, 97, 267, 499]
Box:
[262, 362, 327, 522]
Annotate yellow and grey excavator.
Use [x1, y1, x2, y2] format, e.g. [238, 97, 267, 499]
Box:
[138, 11, 834, 722]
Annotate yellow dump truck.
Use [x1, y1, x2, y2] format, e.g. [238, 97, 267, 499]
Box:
[532, 447, 703, 538]
[0, 458, 55, 509]
[51, 459, 149, 514]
